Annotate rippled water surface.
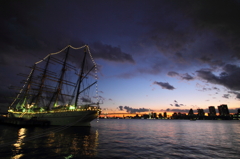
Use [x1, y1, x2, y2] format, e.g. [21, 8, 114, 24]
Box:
[1, 119, 240, 158]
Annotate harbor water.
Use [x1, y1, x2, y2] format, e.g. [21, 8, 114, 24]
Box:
[0, 119, 240, 159]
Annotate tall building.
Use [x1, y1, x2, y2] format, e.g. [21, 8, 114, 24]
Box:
[209, 106, 216, 116]
[188, 108, 194, 116]
[163, 112, 167, 118]
[153, 113, 157, 118]
[218, 104, 229, 116]
[197, 109, 205, 116]
[158, 113, 163, 118]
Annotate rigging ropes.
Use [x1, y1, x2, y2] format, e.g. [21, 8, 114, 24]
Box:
[10, 45, 99, 107]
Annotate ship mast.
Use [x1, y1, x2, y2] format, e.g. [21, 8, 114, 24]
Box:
[47, 47, 70, 109]
[32, 56, 51, 108]
[74, 46, 87, 107]
[19, 64, 37, 109]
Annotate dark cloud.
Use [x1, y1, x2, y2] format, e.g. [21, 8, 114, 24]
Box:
[1, 0, 240, 70]
[189, 0, 240, 55]
[181, 73, 194, 81]
[171, 100, 184, 107]
[119, 106, 123, 111]
[143, 1, 195, 58]
[80, 97, 91, 103]
[178, 0, 240, 63]
[196, 83, 218, 92]
[236, 94, 240, 99]
[117, 57, 171, 78]
[199, 56, 225, 68]
[168, 71, 194, 81]
[153, 81, 175, 90]
[165, 108, 190, 113]
[199, 56, 211, 63]
[168, 71, 179, 77]
[2, 0, 240, 106]
[0, 1, 45, 51]
[222, 94, 230, 99]
[138, 62, 163, 75]
[212, 87, 220, 91]
[118, 106, 150, 113]
[175, 104, 180, 107]
[0, 1, 135, 67]
[134, 0, 240, 75]
[197, 64, 240, 91]
[228, 91, 240, 100]
[91, 42, 135, 63]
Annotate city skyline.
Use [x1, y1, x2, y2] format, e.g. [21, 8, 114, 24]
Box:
[101, 104, 240, 118]
[1, 0, 240, 114]
[101, 104, 240, 116]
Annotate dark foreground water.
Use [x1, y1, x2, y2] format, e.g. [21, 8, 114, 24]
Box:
[0, 119, 240, 159]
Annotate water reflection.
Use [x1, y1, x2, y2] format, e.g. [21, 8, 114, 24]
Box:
[2, 120, 240, 158]
[27, 127, 99, 158]
[12, 128, 26, 159]
[0, 125, 99, 158]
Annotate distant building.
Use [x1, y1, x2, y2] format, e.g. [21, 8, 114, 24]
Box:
[172, 112, 177, 118]
[135, 114, 140, 118]
[209, 106, 216, 116]
[142, 114, 149, 119]
[163, 112, 167, 118]
[218, 104, 229, 116]
[233, 109, 240, 120]
[197, 109, 205, 116]
[158, 113, 163, 118]
[188, 109, 194, 116]
[153, 113, 157, 118]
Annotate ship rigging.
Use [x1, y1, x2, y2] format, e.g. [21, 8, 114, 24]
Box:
[4, 45, 101, 127]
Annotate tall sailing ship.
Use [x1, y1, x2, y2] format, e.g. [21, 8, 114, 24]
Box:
[5, 45, 101, 126]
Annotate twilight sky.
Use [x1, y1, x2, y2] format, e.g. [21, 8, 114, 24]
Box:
[1, 0, 240, 114]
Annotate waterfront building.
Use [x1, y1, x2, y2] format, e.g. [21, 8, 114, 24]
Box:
[158, 113, 163, 118]
[218, 104, 229, 116]
[163, 112, 167, 118]
[209, 106, 216, 116]
[233, 113, 240, 120]
[197, 109, 205, 116]
[172, 112, 177, 118]
[142, 114, 149, 119]
[153, 113, 157, 118]
[188, 109, 194, 116]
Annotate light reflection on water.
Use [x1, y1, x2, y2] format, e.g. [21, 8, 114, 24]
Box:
[12, 128, 26, 159]
[0, 126, 98, 158]
[0, 120, 240, 158]
[91, 119, 240, 159]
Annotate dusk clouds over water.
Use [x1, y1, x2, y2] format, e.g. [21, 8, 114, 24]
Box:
[1, 0, 240, 113]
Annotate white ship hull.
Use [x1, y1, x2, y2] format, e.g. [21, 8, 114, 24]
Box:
[8, 110, 99, 127]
